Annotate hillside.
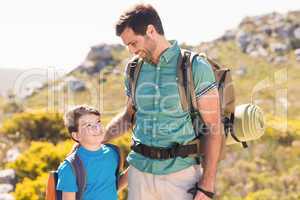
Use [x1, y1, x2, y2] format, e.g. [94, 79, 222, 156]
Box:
[20, 11, 300, 120]
[0, 10, 299, 200]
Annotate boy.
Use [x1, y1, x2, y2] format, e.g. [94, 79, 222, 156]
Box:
[56, 105, 127, 200]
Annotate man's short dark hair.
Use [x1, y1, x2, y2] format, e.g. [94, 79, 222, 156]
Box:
[115, 4, 164, 36]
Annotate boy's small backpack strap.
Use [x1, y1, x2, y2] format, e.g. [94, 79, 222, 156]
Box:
[65, 151, 86, 200]
[46, 171, 61, 200]
[104, 143, 124, 189]
[125, 56, 143, 110]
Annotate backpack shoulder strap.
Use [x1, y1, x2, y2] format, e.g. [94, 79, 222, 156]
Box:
[178, 49, 200, 113]
[104, 143, 124, 189]
[46, 170, 62, 200]
[177, 50, 188, 112]
[65, 150, 86, 200]
[125, 56, 143, 110]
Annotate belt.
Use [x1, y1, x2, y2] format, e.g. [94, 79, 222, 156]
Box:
[131, 139, 202, 160]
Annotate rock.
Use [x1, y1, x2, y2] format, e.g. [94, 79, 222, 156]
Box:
[244, 34, 268, 57]
[0, 184, 13, 194]
[275, 23, 293, 39]
[5, 147, 20, 163]
[234, 66, 247, 77]
[221, 29, 237, 41]
[259, 25, 272, 36]
[112, 68, 121, 75]
[266, 12, 284, 24]
[249, 46, 268, 58]
[0, 194, 14, 200]
[295, 49, 300, 61]
[293, 27, 300, 40]
[64, 77, 86, 92]
[270, 43, 290, 55]
[0, 170, 15, 184]
[78, 43, 117, 75]
[87, 44, 112, 61]
[236, 31, 252, 52]
[290, 26, 300, 49]
[253, 34, 267, 47]
[273, 56, 288, 64]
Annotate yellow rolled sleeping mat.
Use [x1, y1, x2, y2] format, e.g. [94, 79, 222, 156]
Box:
[226, 104, 265, 145]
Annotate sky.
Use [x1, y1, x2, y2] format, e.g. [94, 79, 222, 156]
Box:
[0, 0, 299, 72]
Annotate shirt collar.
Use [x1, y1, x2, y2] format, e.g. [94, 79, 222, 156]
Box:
[159, 40, 180, 64]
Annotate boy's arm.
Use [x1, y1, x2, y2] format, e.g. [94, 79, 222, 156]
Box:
[62, 192, 76, 200]
[118, 167, 129, 192]
[104, 97, 135, 142]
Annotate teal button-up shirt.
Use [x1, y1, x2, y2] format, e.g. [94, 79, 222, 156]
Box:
[125, 41, 216, 175]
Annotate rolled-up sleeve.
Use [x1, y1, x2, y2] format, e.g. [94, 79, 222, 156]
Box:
[192, 56, 217, 99]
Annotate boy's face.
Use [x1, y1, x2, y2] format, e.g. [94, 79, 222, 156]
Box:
[72, 114, 104, 148]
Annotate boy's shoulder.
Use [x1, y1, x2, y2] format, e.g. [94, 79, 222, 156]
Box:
[57, 158, 75, 176]
[56, 159, 78, 192]
[102, 144, 120, 158]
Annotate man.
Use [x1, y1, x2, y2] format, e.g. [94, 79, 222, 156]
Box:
[105, 4, 222, 200]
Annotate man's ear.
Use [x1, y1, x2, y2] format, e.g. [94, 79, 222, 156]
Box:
[71, 132, 80, 141]
[146, 24, 156, 38]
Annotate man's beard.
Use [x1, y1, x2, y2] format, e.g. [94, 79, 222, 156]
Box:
[138, 49, 153, 64]
[142, 36, 157, 64]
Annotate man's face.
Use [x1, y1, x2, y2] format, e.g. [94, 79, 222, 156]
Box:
[120, 27, 156, 62]
[73, 114, 104, 147]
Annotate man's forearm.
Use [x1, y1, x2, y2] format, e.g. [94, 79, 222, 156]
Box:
[104, 110, 133, 142]
[199, 124, 223, 191]
[196, 88, 222, 192]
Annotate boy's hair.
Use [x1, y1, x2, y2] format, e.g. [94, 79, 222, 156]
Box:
[64, 105, 100, 137]
[115, 3, 164, 36]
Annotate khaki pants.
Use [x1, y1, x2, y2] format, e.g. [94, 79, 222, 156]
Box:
[127, 165, 202, 200]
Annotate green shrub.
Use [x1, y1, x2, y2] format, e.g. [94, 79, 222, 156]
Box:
[0, 110, 68, 143]
[245, 189, 277, 200]
[14, 173, 48, 200]
[7, 141, 74, 181]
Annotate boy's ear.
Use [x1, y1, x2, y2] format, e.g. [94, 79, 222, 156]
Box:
[71, 132, 79, 141]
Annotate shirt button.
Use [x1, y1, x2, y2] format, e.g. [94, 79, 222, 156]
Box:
[157, 67, 160, 70]
[153, 117, 157, 121]
[155, 85, 159, 89]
